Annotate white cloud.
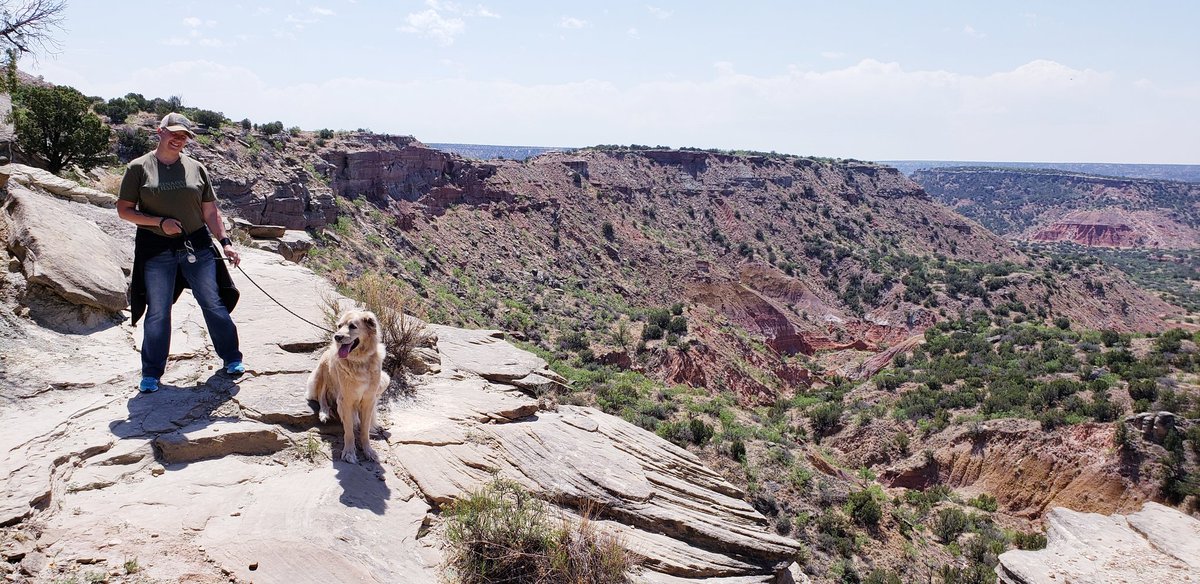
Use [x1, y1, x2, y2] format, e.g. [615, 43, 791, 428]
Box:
[821, 51, 845, 59]
[468, 5, 499, 18]
[286, 14, 318, 25]
[68, 58, 1197, 164]
[963, 25, 986, 39]
[311, 7, 335, 17]
[401, 9, 465, 45]
[401, 1, 494, 45]
[646, 5, 672, 19]
[559, 16, 586, 29]
[627, 27, 639, 38]
[183, 17, 203, 28]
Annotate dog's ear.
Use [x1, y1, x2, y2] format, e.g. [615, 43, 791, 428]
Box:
[364, 314, 377, 330]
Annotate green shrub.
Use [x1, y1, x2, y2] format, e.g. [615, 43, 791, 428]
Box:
[845, 488, 882, 526]
[1012, 530, 1047, 550]
[932, 507, 969, 542]
[967, 493, 998, 512]
[641, 324, 664, 340]
[666, 316, 688, 335]
[444, 479, 633, 584]
[810, 401, 844, 438]
[260, 120, 284, 135]
[864, 569, 901, 584]
[688, 418, 714, 445]
[98, 96, 138, 123]
[559, 331, 589, 351]
[116, 127, 153, 160]
[815, 511, 857, 557]
[729, 439, 746, 463]
[192, 109, 225, 128]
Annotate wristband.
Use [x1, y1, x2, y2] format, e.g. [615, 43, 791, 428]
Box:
[159, 217, 168, 230]
[219, 237, 233, 247]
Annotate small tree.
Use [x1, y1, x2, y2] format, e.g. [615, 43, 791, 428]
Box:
[845, 488, 882, 526]
[98, 96, 138, 123]
[259, 120, 284, 135]
[115, 126, 152, 161]
[191, 109, 225, 128]
[12, 82, 111, 174]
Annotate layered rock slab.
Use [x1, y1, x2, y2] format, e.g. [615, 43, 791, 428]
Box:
[996, 502, 1200, 583]
[386, 326, 802, 579]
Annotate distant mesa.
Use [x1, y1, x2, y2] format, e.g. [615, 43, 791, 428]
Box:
[908, 166, 1200, 250]
[885, 160, 1200, 183]
[427, 143, 573, 161]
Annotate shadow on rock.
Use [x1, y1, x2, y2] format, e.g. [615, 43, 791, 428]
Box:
[24, 286, 126, 335]
[109, 372, 250, 465]
[333, 457, 391, 515]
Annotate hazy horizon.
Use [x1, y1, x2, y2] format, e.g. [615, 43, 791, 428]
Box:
[24, 1, 1200, 165]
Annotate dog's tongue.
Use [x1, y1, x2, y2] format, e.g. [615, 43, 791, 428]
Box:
[338, 342, 353, 359]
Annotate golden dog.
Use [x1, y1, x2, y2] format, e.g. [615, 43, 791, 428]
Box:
[306, 309, 389, 463]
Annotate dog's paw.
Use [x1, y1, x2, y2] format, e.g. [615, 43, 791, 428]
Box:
[341, 449, 358, 464]
[318, 411, 331, 424]
[362, 445, 379, 462]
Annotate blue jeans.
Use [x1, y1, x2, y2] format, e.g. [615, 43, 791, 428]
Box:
[141, 246, 241, 378]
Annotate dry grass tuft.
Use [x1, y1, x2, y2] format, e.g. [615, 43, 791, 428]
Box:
[444, 478, 635, 584]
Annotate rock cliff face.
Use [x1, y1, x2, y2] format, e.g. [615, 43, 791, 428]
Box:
[0, 170, 803, 583]
[1028, 210, 1141, 246]
[878, 419, 1159, 518]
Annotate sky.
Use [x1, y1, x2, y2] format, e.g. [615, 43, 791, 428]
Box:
[21, 1, 1200, 164]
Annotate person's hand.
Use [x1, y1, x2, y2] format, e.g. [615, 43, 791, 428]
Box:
[161, 218, 182, 235]
[223, 244, 241, 268]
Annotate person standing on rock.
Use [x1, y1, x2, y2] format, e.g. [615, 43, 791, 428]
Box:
[116, 112, 245, 393]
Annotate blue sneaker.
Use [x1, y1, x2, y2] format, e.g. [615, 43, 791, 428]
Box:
[225, 361, 246, 375]
[138, 377, 159, 393]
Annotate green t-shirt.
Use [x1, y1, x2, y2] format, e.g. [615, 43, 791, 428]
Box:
[118, 152, 217, 237]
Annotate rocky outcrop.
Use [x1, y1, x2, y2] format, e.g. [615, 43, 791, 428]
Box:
[0, 178, 802, 582]
[2, 179, 130, 312]
[1, 164, 117, 207]
[319, 135, 508, 211]
[996, 503, 1200, 583]
[1028, 210, 1146, 247]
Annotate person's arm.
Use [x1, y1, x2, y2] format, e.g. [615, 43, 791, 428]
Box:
[116, 200, 184, 235]
[202, 201, 240, 267]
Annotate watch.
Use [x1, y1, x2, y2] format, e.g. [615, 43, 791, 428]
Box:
[219, 237, 233, 247]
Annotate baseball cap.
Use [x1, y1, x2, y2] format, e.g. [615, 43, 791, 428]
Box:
[159, 112, 196, 137]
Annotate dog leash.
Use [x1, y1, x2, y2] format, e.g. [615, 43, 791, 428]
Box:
[220, 255, 334, 334]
